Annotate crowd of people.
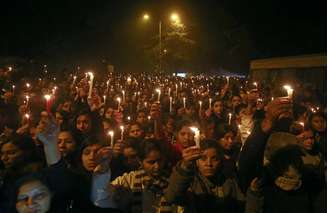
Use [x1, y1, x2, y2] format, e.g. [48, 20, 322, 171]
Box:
[0, 66, 326, 213]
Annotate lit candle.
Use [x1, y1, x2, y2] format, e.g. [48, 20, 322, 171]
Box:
[228, 113, 232, 125]
[175, 84, 178, 97]
[106, 80, 110, 92]
[253, 82, 258, 88]
[299, 122, 305, 127]
[44, 94, 51, 113]
[156, 88, 161, 102]
[25, 95, 30, 106]
[116, 97, 121, 110]
[122, 90, 126, 103]
[144, 102, 147, 108]
[199, 101, 202, 113]
[169, 96, 173, 113]
[283, 85, 294, 98]
[26, 83, 30, 89]
[127, 116, 131, 122]
[168, 88, 171, 97]
[72, 76, 77, 85]
[52, 86, 57, 95]
[209, 98, 212, 109]
[24, 113, 30, 120]
[108, 131, 114, 148]
[120, 125, 124, 140]
[148, 115, 151, 121]
[183, 97, 186, 109]
[103, 95, 106, 104]
[190, 127, 200, 148]
[88, 72, 94, 98]
[127, 77, 132, 84]
[12, 85, 15, 93]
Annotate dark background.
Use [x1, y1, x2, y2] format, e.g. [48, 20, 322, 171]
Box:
[0, 0, 326, 74]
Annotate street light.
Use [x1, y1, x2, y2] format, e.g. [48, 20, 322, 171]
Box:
[170, 13, 180, 23]
[143, 13, 150, 20]
[142, 12, 181, 73]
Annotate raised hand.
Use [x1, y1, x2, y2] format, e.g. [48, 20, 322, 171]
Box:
[181, 146, 202, 170]
[37, 116, 59, 146]
[93, 146, 113, 174]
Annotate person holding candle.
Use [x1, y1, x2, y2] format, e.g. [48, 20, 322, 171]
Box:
[108, 139, 178, 212]
[165, 140, 245, 212]
[36, 118, 124, 213]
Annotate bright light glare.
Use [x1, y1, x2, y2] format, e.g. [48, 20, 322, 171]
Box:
[143, 14, 150, 20]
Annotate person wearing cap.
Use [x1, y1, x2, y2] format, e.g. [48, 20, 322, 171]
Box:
[238, 98, 326, 213]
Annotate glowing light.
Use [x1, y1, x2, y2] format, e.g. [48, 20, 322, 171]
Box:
[143, 13, 150, 20]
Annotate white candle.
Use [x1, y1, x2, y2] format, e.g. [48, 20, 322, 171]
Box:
[226, 76, 230, 84]
[156, 88, 161, 102]
[73, 76, 77, 85]
[190, 127, 200, 148]
[88, 72, 94, 98]
[169, 96, 173, 113]
[103, 95, 106, 104]
[26, 95, 30, 105]
[168, 88, 171, 97]
[122, 90, 125, 103]
[106, 80, 110, 92]
[228, 113, 232, 125]
[183, 97, 186, 109]
[108, 131, 114, 148]
[199, 101, 202, 112]
[175, 84, 178, 97]
[253, 82, 258, 88]
[283, 85, 293, 98]
[24, 113, 30, 120]
[120, 125, 125, 140]
[116, 97, 121, 110]
[209, 98, 212, 109]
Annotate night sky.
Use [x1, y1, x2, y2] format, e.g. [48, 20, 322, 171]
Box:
[0, 0, 326, 74]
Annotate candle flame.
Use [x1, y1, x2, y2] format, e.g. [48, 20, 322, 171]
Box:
[108, 131, 114, 137]
[44, 94, 51, 101]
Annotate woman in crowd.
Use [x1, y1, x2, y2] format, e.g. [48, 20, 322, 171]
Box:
[165, 140, 245, 213]
[0, 135, 43, 212]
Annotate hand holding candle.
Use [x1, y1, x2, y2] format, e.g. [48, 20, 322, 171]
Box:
[190, 127, 200, 148]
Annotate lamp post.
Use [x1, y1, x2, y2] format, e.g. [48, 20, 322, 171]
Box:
[142, 12, 180, 74]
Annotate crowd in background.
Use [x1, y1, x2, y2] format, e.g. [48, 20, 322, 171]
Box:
[0, 66, 326, 213]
